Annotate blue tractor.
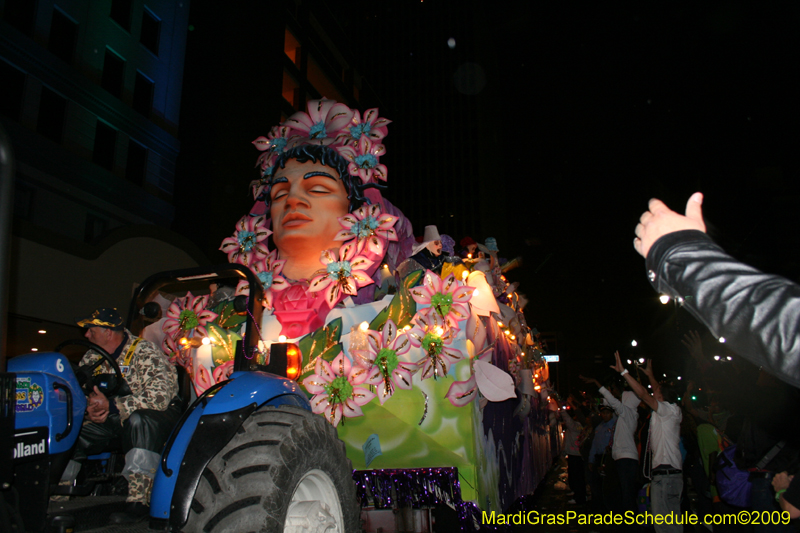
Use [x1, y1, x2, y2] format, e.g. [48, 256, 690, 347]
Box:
[0, 126, 359, 532]
[1, 266, 360, 531]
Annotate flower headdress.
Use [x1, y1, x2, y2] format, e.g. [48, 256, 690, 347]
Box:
[250, 99, 391, 211]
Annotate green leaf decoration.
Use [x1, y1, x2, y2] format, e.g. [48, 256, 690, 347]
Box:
[207, 323, 241, 364]
[213, 301, 247, 330]
[369, 269, 423, 331]
[297, 317, 344, 383]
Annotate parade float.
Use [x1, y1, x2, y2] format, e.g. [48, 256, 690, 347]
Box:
[158, 100, 560, 531]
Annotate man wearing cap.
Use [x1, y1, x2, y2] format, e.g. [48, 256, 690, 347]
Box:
[70, 307, 180, 523]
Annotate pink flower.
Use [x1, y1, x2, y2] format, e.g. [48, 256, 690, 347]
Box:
[284, 99, 354, 144]
[407, 314, 464, 381]
[410, 270, 474, 331]
[212, 360, 234, 383]
[302, 353, 374, 427]
[346, 108, 391, 144]
[334, 204, 398, 258]
[308, 242, 374, 308]
[341, 136, 387, 184]
[219, 215, 272, 267]
[361, 320, 416, 405]
[162, 292, 218, 341]
[235, 250, 289, 309]
[272, 282, 328, 339]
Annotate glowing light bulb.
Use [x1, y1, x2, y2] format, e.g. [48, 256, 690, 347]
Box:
[38, 330, 47, 334]
[638, 358, 645, 364]
[359, 321, 369, 332]
[461, 271, 469, 280]
[627, 359, 632, 365]
[504, 330, 510, 336]
[726, 356, 732, 361]
[201, 337, 211, 345]
[31, 348, 38, 352]
[435, 327, 444, 336]
[467, 253, 472, 259]
[473, 289, 479, 297]
[278, 335, 287, 343]
[719, 337, 726, 343]
[677, 376, 682, 380]
[403, 325, 411, 331]
[631, 340, 638, 347]
[713, 355, 720, 361]
[179, 338, 188, 345]
[510, 335, 516, 340]
[497, 321, 504, 327]
[659, 295, 670, 304]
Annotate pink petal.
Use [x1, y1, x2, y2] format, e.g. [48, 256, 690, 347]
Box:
[382, 320, 397, 347]
[446, 376, 478, 407]
[350, 385, 375, 407]
[334, 230, 354, 242]
[310, 394, 330, 415]
[393, 367, 414, 390]
[303, 375, 327, 395]
[308, 274, 332, 293]
[351, 271, 373, 288]
[325, 103, 355, 132]
[324, 282, 341, 308]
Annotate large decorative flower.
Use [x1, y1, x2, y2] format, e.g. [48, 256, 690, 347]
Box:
[342, 136, 387, 184]
[219, 215, 271, 267]
[410, 270, 474, 331]
[235, 250, 289, 309]
[308, 242, 374, 308]
[346, 108, 391, 144]
[407, 314, 464, 381]
[302, 353, 374, 427]
[335, 204, 398, 258]
[284, 99, 354, 144]
[162, 292, 218, 341]
[361, 320, 416, 405]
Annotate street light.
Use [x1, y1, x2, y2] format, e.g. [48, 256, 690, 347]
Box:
[659, 295, 670, 304]
[631, 340, 638, 347]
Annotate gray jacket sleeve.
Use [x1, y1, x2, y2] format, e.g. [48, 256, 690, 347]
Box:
[646, 230, 800, 389]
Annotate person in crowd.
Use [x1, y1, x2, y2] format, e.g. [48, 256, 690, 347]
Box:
[772, 472, 800, 519]
[612, 354, 682, 533]
[588, 405, 616, 512]
[560, 402, 587, 505]
[634, 192, 800, 517]
[67, 308, 180, 524]
[580, 373, 641, 516]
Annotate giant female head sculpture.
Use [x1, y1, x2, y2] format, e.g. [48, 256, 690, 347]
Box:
[221, 100, 410, 294]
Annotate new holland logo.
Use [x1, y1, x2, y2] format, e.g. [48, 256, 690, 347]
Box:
[13, 439, 46, 459]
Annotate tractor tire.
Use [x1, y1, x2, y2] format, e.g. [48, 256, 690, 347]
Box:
[182, 405, 360, 533]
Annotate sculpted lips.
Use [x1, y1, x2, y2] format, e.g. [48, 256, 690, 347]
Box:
[282, 211, 313, 227]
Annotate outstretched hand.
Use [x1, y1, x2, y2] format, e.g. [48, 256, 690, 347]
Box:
[639, 358, 655, 378]
[579, 375, 601, 387]
[634, 193, 706, 258]
[610, 351, 625, 373]
[681, 330, 704, 360]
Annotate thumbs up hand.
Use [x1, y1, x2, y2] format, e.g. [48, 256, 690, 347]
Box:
[634, 192, 706, 258]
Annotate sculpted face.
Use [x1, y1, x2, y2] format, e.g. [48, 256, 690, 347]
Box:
[426, 239, 442, 256]
[269, 158, 350, 278]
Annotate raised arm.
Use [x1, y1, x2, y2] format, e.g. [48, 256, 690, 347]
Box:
[635, 194, 800, 390]
[610, 351, 658, 412]
[581, 374, 623, 415]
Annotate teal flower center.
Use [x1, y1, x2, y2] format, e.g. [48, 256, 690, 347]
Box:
[431, 293, 453, 318]
[309, 122, 327, 139]
[258, 271, 274, 289]
[237, 230, 257, 251]
[421, 333, 443, 356]
[325, 375, 353, 404]
[270, 137, 287, 152]
[376, 347, 399, 376]
[354, 154, 378, 169]
[178, 309, 199, 331]
[352, 216, 379, 238]
[349, 123, 372, 140]
[327, 261, 352, 281]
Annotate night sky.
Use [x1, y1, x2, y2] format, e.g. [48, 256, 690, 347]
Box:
[175, 1, 800, 394]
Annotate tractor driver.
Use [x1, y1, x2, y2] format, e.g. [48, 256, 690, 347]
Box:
[65, 307, 180, 524]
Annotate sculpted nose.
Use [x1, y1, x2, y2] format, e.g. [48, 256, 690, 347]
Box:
[284, 185, 309, 208]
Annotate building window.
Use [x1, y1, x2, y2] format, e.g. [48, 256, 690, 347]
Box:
[84, 213, 109, 243]
[37, 87, 67, 144]
[284, 28, 301, 66]
[93, 121, 117, 171]
[132, 72, 154, 116]
[0, 61, 26, 122]
[109, 0, 132, 31]
[3, 0, 38, 37]
[126, 140, 147, 186]
[48, 9, 78, 64]
[140, 8, 160, 55]
[101, 49, 125, 99]
[282, 70, 301, 110]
